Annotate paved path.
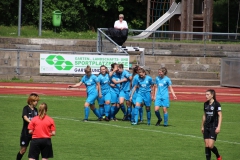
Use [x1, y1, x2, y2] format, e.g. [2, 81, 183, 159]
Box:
[0, 82, 239, 103]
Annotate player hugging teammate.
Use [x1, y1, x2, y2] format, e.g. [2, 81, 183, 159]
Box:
[68, 64, 177, 126]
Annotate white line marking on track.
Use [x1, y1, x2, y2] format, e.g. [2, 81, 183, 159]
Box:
[52, 116, 240, 145]
[0, 95, 84, 101]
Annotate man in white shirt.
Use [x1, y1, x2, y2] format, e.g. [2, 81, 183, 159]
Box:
[114, 14, 128, 30]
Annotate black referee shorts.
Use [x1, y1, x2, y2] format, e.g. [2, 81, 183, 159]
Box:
[28, 138, 53, 159]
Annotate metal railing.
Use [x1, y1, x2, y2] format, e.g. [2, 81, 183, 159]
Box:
[97, 28, 240, 57]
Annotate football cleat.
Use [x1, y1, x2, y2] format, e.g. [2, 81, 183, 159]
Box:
[155, 119, 162, 126]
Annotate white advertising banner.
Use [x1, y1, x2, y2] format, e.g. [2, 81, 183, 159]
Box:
[40, 54, 129, 74]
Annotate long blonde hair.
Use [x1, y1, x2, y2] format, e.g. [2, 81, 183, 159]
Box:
[38, 102, 48, 119]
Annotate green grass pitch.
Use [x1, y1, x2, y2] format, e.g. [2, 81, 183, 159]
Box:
[0, 94, 239, 160]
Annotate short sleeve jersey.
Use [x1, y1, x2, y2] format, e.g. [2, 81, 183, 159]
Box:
[98, 73, 110, 95]
[28, 115, 56, 139]
[21, 105, 38, 136]
[120, 70, 132, 91]
[81, 74, 99, 94]
[136, 75, 153, 94]
[155, 76, 172, 98]
[114, 20, 128, 29]
[110, 72, 121, 94]
[204, 100, 221, 128]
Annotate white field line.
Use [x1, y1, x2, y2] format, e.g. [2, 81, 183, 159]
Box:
[52, 116, 240, 145]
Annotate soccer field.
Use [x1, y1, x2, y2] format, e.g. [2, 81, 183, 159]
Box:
[0, 94, 239, 160]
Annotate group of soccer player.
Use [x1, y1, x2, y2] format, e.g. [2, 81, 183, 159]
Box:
[68, 63, 177, 126]
[16, 64, 223, 160]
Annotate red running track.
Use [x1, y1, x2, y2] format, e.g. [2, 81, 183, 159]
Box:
[0, 82, 240, 103]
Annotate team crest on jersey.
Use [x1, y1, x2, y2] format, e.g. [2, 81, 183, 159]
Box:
[21, 141, 25, 145]
[210, 106, 214, 110]
[146, 80, 148, 84]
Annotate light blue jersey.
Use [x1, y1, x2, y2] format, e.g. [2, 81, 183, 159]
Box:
[132, 74, 139, 88]
[81, 74, 99, 104]
[155, 76, 172, 99]
[120, 70, 132, 91]
[135, 75, 153, 107]
[110, 73, 121, 94]
[136, 75, 154, 94]
[81, 74, 99, 94]
[110, 72, 121, 103]
[130, 74, 139, 104]
[98, 73, 110, 95]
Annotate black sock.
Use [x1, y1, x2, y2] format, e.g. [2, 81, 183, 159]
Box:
[205, 147, 211, 160]
[16, 151, 23, 160]
[211, 146, 220, 158]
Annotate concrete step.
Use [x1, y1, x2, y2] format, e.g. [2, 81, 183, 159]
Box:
[149, 70, 220, 79]
[0, 66, 39, 75]
[0, 74, 80, 83]
[144, 56, 221, 65]
[144, 63, 220, 72]
[171, 78, 220, 86]
[0, 58, 40, 67]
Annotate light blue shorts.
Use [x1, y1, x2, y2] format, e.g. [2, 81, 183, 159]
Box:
[98, 92, 111, 105]
[154, 97, 170, 107]
[119, 90, 130, 101]
[136, 92, 151, 107]
[110, 91, 119, 104]
[86, 91, 98, 105]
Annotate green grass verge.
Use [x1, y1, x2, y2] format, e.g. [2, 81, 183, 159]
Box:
[0, 26, 97, 39]
[0, 94, 239, 160]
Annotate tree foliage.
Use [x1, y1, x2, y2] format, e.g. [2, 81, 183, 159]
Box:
[0, 0, 239, 33]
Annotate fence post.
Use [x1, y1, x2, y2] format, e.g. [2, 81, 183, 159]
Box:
[97, 29, 100, 53]
[152, 31, 155, 56]
[204, 33, 206, 57]
[16, 50, 20, 75]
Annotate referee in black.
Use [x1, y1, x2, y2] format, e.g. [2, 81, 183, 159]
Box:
[201, 89, 222, 160]
[16, 93, 39, 160]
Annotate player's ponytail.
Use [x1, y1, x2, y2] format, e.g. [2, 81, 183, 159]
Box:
[84, 65, 91, 73]
[38, 102, 48, 119]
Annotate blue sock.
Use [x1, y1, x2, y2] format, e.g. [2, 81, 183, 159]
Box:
[92, 108, 101, 118]
[127, 107, 132, 120]
[84, 107, 90, 120]
[146, 110, 151, 124]
[99, 105, 104, 117]
[110, 106, 115, 119]
[139, 107, 143, 121]
[104, 104, 110, 117]
[134, 106, 141, 124]
[164, 113, 168, 125]
[114, 107, 120, 117]
[155, 110, 162, 121]
[120, 104, 126, 115]
[131, 108, 135, 122]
